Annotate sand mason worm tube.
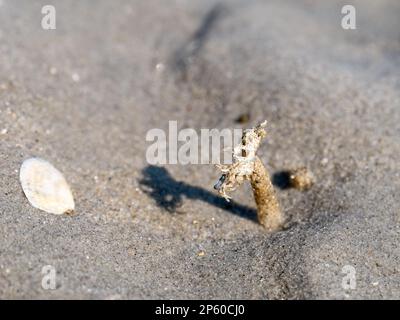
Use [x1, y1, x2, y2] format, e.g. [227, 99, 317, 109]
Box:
[214, 121, 283, 231]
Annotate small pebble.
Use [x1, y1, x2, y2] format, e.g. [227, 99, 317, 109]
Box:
[197, 250, 205, 257]
[71, 73, 80, 82]
[155, 63, 165, 72]
[0, 128, 7, 135]
[49, 67, 58, 75]
[321, 158, 329, 166]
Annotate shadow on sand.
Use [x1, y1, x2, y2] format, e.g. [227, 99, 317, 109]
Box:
[140, 165, 257, 222]
[172, 3, 227, 73]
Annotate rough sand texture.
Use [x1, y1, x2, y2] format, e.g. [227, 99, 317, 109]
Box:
[0, 0, 399, 299]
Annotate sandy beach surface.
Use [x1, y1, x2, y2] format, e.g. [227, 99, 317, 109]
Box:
[0, 0, 399, 299]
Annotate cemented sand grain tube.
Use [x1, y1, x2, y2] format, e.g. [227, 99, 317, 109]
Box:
[214, 121, 283, 231]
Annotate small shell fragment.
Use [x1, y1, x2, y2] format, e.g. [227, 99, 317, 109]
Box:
[197, 250, 205, 257]
[19, 158, 75, 215]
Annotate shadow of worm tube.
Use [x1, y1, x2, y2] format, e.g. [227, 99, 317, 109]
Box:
[214, 120, 283, 231]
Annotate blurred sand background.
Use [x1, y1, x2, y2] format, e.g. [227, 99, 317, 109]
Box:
[0, 0, 399, 299]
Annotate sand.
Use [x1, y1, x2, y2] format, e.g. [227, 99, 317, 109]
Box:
[0, 0, 399, 299]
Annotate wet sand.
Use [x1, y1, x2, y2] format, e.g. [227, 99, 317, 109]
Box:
[0, 0, 399, 299]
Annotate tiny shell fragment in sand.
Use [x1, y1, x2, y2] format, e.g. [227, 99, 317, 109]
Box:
[197, 250, 205, 257]
[20, 158, 75, 215]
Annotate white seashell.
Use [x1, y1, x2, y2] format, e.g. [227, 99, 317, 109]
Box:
[20, 158, 75, 215]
